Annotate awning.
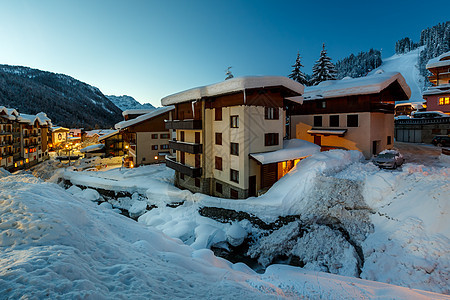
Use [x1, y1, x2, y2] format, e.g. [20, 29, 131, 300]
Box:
[307, 129, 347, 136]
[249, 139, 320, 165]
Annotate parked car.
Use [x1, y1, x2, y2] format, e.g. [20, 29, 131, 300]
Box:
[373, 150, 405, 169]
[411, 111, 449, 119]
[431, 135, 450, 147]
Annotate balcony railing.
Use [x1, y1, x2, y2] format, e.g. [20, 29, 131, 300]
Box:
[169, 140, 202, 154]
[0, 131, 12, 135]
[165, 156, 202, 178]
[165, 119, 202, 130]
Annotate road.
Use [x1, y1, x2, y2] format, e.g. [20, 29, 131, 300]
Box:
[394, 142, 444, 166]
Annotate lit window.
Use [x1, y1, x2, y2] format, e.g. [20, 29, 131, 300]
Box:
[439, 98, 444, 105]
[445, 97, 450, 105]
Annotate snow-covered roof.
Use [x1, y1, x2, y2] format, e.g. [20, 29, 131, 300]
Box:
[122, 109, 155, 117]
[80, 143, 105, 153]
[17, 112, 52, 126]
[115, 106, 174, 130]
[303, 72, 411, 101]
[161, 76, 304, 106]
[98, 129, 120, 141]
[426, 51, 450, 69]
[51, 126, 70, 132]
[249, 139, 320, 165]
[423, 84, 450, 96]
[307, 129, 348, 135]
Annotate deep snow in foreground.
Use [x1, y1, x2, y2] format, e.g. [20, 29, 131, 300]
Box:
[60, 150, 450, 296]
[2, 172, 447, 299]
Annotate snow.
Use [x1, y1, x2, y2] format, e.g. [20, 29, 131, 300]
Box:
[115, 106, 174, 130]
[226, 222, 247, 247]
[303, 71, 411, 101]
[79, 143, 105, 153]
[370, 48, 425, 103]
[423, 83, 450, 96]
[2, 172, 448, 298]
[122, 109, 155, 117]
[160, 76, 304, 106]
[426, 51, 450, 69]
[249, 139, 320, 164]
[98, 129, 119, 141]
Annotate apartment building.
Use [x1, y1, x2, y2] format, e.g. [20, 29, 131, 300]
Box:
[161, 76, 318, 199]
[115, 107, 174, 167]
[423, 51, 450, 114]
[0, 107, 51, 170]
[290, 71, 411, 158]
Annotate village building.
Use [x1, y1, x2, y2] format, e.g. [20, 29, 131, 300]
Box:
[161, 76, 319, 199]
[0, 107, 51, 171]
[115, 107, 174, 167]
[50, 126, 70, 149]
[122, 109, 156, 121]
[423, 51, 450, 114]
[289, 72, 411, 158]
[98, 130, 125, 157]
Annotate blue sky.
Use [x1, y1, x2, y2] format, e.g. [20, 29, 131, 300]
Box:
[0, 0, 449, 107]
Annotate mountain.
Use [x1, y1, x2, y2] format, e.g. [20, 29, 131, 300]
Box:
[107, 95, 155, 111]
[0, 65, 123, 129]
[369, 47, 425, 103]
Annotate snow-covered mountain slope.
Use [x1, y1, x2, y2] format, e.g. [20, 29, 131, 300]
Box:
[0, 170, 447, 299]
[107, 95, 155, 111]
[370, 48, 425, 104]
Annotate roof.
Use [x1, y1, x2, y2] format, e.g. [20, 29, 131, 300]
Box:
[0, 107, 51, 125]
[115, 106, 174, 130]
[98, 129, 120, 141]
[423, 84, 450, 96]
[51, 126, 70, 132]
[303, 71, 411, 101]
[307, 129, 347, 136]
[122, 109, 155, 117]
[426, 51, 450, 69]
[249, 139, 320, 165]
[80, 143, 105, 153]
[161, 76, 305, 106]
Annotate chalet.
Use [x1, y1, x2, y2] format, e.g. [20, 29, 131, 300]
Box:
[115, 107, 174, 167]
[423, 51, 450, 114]
[98, 130, 125, 157]
[161, 76, 319, 199]
[50, 126, 70, 148]
[289, 71, 411, 158]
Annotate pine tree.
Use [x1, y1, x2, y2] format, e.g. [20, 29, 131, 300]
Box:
[311, 43, 337, 85]
[288, 52, 309, 85]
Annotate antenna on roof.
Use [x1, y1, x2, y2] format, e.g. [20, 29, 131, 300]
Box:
[225, 66, 234, 80]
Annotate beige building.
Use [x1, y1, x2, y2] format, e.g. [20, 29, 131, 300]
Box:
[290, 72, 411, 158]
[115, 107, 174, 167]
[162, 76, 319, 199]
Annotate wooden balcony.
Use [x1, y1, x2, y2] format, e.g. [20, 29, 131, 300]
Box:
[169, 140, 202, 154]
[165, 119, 202, 130]
[165, 156, 202, 178]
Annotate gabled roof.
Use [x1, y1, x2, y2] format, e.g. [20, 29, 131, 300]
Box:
[426, 51, 450, 69]
[80, 143, 105, 153]
[51, 126, 70, 132]
[17, 112, 52, 126]
[98, 129, 120, 141]
[115, 106, 174, 130]
[303, 71, 411, 101]
[161, 76, 305, 106]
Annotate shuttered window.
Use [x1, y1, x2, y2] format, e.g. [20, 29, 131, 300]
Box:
[265, 107, 279, 120]
[265, 133, 279, 146]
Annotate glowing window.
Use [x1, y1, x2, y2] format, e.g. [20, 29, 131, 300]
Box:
[445, 97, 450, 105]
[439, 97, 444, 105]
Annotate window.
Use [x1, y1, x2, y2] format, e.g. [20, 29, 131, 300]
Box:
[160, 144, 169, 149]
[347, 115, 358, 127]
[230, 142, 239, 156]
[230, 115, 239, 128]
[446, 97, 450, 105]
[314, 116, 322, 127]
[195, 178, 200, 188]
[316, 101, 326, 109]
[215, 133, 222, 145]
[265, 107, 279, 120]
[387, 136, 392, 145]
[151, 145, 158, 150]
[265, 133, 279, 146]
[439, 97, 444, 105]
[180, 131, 185, 142]
[230, 188, 238, 199]
[329, 115, 339, 127]
[216, 182, 223, 194]
[195, 132, 200, 144]
[151, 134, 158, 139]
[230, 169, 239, 183]
[215, 107, 222, 121]
[160, 133, 170, 139]
[215, 156, 223, 170]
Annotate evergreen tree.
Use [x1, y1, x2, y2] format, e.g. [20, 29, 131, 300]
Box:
[225, 67, 234, 80]
[311, 43, 337, 85]
[288, 52, 309, 85]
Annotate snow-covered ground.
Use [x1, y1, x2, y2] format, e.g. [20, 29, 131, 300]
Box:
[370, 47, 425, 103]
[3, 170, 448, 298]
[57, 149, 450, 296]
